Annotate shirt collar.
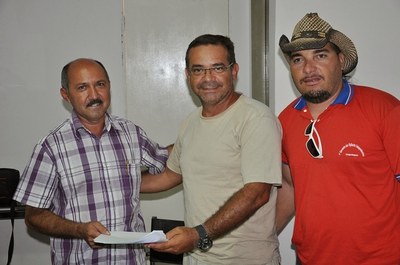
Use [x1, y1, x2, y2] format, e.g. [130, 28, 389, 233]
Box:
[294, 79, 354, 110]
[71, 111, 123, 138]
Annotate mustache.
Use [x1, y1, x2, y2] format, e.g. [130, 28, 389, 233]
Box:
[300, 75, 323, 84]
[86, 98, 103, 107]
[197, 81, 221, 89]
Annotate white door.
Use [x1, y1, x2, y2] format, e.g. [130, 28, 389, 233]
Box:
[123, 0, 229, 229]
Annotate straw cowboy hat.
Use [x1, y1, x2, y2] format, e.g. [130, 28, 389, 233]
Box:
[279, 13, 358, 75]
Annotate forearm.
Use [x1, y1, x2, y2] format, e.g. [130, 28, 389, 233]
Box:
[204, 182, 271, 239]
[25, 206, 84, 238]
[275, 164, 295, 234]
[276, 186, 295, 234]
[25, 206, 109, 248]
[141, 168, 182, 193]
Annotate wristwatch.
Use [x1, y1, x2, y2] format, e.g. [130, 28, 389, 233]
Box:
[194, 224, 213, 252]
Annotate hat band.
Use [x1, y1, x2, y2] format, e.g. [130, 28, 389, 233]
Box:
[292, 31, 326, 41]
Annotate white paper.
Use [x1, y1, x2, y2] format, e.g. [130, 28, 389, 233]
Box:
[94, 230, 167, 244]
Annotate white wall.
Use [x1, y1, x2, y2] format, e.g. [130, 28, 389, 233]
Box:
[0, 0, 399, 264]
[0, 0, 125, 169]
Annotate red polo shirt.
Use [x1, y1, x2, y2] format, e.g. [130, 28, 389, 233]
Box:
[279, 80, 400, 265]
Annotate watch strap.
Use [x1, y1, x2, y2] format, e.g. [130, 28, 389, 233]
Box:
[194, 224, 208, 239]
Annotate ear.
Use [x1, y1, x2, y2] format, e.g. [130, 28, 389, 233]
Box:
[231, 63, 239, 80]
[338, 53, 346, 71]
[185, 68, 190, 79]
[60, 87, 70, 102]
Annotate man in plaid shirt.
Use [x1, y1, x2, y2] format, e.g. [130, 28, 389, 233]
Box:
[13, 58, 168, 264]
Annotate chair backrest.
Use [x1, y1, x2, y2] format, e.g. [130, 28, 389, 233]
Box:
[0, 168, 20, 265]
[150, 216, 184, 265]
[0, 168, 20, 208]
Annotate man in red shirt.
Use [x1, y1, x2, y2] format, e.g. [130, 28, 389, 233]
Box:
[276, 13, 400, 265]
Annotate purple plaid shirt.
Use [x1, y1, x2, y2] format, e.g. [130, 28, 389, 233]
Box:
[14, 112, 168, 264]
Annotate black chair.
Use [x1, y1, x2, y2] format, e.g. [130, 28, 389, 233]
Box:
[149, 216, 184, 265]
[0, 168, 20, 265]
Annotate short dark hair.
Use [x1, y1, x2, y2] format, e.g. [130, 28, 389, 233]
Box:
[185, 34, 236, 68]
[61, 59, 110, 90]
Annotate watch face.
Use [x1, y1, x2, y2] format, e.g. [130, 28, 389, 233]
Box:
[198, 237, 213, 252]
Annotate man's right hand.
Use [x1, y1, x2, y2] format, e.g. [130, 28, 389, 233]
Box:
[78, 221, 110, 248]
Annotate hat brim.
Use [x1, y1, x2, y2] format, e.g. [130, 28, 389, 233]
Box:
[280, 35, 329, 54]
[279, 30, 358, 75]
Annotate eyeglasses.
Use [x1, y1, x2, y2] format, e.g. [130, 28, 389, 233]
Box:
[188, 63, 233, 76]
[304, 120, 323, 159]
